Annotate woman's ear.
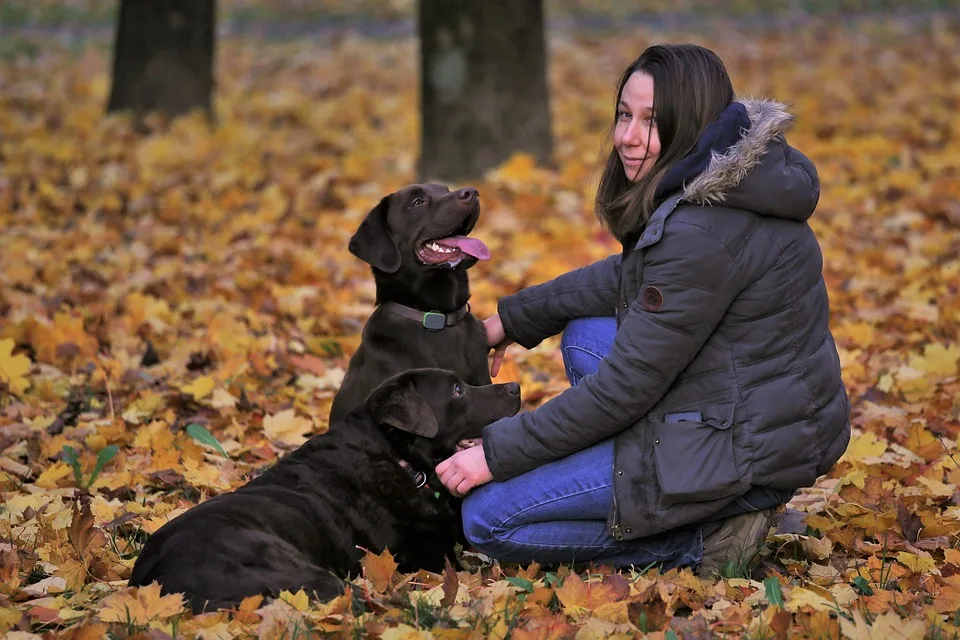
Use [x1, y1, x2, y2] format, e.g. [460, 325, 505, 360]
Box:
[348, 197, 402, 273]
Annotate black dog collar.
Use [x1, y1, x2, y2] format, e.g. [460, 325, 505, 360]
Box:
[380, 302, 470, 331]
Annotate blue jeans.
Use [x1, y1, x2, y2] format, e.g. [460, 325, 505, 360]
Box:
[462, 316, 792, 569]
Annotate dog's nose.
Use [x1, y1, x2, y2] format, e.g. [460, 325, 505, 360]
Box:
[457, 187, 479, 201]
[505, 382, 520, 396]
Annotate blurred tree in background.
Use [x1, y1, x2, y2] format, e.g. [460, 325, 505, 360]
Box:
[103, 0, 551, 180]
[107, 0, 216, 122]
[417, 0, 553, 181]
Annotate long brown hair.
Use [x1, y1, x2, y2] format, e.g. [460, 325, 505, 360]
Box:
[595, 44, 735, 242]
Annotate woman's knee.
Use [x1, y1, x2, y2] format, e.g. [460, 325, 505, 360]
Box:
[561, 317, 616, 384]
[461, 487, 503, 548]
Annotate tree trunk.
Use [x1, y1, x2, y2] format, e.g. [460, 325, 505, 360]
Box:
[418, 0, 553, 183]
[107, 0, 216, 121]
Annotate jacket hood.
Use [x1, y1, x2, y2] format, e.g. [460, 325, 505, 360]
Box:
[681, 99, 821, 221]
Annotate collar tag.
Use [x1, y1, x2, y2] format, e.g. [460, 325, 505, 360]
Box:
[422, 311, 446, 331]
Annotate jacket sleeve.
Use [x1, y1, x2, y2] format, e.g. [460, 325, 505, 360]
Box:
[482, 222, 740, 480]
[497, 254, 622, 349]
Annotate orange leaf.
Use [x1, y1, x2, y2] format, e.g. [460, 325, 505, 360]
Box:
[361, 548, 397, 593]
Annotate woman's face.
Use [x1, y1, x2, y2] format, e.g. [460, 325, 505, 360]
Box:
[613, 72, 660, 182]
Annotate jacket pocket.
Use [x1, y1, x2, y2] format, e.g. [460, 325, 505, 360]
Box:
[652, 404, 743, 506]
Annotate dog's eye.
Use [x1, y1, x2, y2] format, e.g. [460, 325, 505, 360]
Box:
[453, 383, 464, 397]
[411, 197, 425, 207]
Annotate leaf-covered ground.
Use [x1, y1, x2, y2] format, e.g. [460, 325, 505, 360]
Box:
[1, 10, 959, 640]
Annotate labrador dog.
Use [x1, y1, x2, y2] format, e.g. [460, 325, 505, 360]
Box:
[329, 183, 494, 424]
[129, 368, 521, 613]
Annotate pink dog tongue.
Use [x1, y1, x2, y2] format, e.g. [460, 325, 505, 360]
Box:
[436, 236, 491, 260]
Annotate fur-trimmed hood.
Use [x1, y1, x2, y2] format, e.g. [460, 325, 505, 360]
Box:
[681, 99, 821, 222]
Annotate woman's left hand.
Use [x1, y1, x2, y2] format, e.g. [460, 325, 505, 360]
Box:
[436, 445, 493, 497]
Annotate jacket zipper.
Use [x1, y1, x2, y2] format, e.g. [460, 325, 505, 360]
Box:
[611, 440, 623, 541]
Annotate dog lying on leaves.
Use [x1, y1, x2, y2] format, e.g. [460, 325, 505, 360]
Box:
[129, 368, 521, 613]
[329, 183, 494, 424]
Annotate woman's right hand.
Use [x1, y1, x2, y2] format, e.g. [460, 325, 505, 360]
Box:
[483, 314, 514, 378]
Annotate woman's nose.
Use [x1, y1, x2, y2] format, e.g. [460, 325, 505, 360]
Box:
[622, 121, 645, 147]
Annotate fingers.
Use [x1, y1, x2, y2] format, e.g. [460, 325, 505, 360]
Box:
[439, 467, 464, 496]
[437, 454, 467, 497]
[490, 345, 506, 377]
[455, 477, 473, 497]
[436, 457, 453, 476]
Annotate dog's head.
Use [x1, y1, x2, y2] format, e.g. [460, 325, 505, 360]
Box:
[348, 184, 489, 275]
[365, 368, 521, 468]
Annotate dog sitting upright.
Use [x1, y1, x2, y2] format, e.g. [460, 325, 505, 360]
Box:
[329, 184, 493, 424]
[129, 369, 521, 613]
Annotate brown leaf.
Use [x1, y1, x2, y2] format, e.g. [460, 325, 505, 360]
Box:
[511, 615, 579, 640]
[97, 583, 185, 624]
[601, 573, 631, 601]
[770, 609, 793, 639]
[288, 353, 327, 376]
[897, 498, 923, 543]
[440, 556, 459, 607]
[64, 622, 109, 640]
[69, 499, 107, 566]
[628, 598, 670, 633]
[668, 613, 713, 640]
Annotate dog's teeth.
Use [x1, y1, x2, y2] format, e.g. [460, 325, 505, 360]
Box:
[428, 242, 441, 251]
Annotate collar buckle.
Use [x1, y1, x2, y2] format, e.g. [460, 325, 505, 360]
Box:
[413, 471, 427, 489]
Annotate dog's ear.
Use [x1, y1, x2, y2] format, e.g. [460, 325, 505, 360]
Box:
[367, 374, 439, 438]
[348, 197, 402, 273]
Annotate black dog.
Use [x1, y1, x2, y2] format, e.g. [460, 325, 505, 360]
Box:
[128, 369, 521, 613]
[329, 183, 494, 424]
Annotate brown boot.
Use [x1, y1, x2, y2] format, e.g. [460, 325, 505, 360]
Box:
[697, 509, 775, 578]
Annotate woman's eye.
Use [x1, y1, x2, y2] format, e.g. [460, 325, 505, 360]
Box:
[617, 111, 631, 121]
[453, 383, 464, 397]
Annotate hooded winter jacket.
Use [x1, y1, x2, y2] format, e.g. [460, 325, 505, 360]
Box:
[481, 99, 851, 540]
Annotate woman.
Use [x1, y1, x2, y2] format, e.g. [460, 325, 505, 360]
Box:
[436, 43, 850, 575]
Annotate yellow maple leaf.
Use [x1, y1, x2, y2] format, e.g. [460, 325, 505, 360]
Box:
[944, 549, 960, 566]
[378, 624, 433, 640]
[278, 589, 309, 611]
[97, 583, 185, 624]
[785, 586, 835, 612]
[35, 461, 74, 489]
[180, 375, 215, 399]
[909, 342, 959, 376]
[262, 408, 314, 447]
[180, 456, 231, 491]
[32, 311, 98, 365]
[840, 609, 926, 640]
[841, 431, 888, 463]
[835, 321, 875, 346]
[0, 606, 22, 633]
[896, 551, 940, 575]
[0, 337, 31, 395]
